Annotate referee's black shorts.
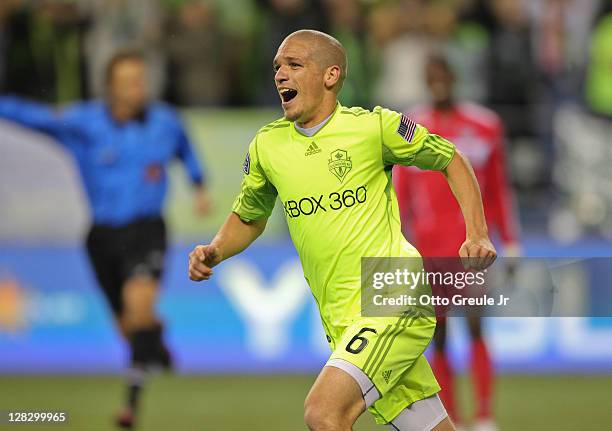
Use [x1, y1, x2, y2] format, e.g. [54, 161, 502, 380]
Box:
[86, 217, 167, 314]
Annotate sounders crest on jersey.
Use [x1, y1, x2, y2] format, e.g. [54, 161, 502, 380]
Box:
[328, 149, 352, 182]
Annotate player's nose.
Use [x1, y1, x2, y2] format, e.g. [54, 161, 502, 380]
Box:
[275, 66, 288, 84]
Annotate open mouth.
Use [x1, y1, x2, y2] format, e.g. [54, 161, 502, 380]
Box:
[279, 88, 298, 103]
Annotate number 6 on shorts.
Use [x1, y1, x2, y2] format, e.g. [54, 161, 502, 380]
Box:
[345, 327, 377, 354]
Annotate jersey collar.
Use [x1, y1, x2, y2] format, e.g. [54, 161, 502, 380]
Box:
[291, 101, 341, 138]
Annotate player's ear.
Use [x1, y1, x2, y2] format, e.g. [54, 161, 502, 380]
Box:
[324, 65, 341, 91]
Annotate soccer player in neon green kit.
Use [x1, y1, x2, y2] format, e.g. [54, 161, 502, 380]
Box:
[188, 30, 496, 431]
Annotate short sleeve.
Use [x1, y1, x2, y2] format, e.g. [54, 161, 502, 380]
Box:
[377, 107, 456, 171]
[231, 136, 278, 222]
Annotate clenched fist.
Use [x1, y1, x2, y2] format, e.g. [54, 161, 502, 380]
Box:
[188, 244, 222, 281]
[459, 236, 497, 270]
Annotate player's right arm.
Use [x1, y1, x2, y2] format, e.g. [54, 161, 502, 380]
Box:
[189, 213, 267, 280]
[189, 135, 278, 281]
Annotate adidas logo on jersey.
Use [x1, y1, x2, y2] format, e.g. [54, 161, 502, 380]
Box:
[382, 370, 392, 383]
[305, 142, 322, 156]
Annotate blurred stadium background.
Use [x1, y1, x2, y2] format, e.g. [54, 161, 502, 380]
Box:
[1, 0, 612, 430]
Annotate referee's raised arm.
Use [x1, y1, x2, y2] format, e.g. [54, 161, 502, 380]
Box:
[0, 95, 81, 144]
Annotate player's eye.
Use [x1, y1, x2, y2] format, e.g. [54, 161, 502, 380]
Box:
[289, 62, 301, 69]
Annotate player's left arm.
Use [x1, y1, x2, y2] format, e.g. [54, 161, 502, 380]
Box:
[174, 113, 211, 216]
[378, 107, 496, 269]
[443, 151, 497, 269]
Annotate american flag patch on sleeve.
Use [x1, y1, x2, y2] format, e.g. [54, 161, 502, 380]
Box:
[397, 114, 417, 143]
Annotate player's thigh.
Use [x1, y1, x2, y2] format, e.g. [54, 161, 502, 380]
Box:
[331, 313, 435, 390]
[329, 313, 439, 424]
[304, 365, 365, 426]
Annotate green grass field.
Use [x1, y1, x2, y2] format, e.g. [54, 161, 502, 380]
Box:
[0, 374, 610, 430]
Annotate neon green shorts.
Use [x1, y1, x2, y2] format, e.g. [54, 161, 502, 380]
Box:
[328, 311, 440, 424]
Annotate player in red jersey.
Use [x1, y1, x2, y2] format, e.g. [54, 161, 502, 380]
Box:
[394, 55, 520, 431]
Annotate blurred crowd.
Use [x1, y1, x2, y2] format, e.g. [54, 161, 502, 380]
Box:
[2, 0, 612, 238]
[0, 0, 609, 109]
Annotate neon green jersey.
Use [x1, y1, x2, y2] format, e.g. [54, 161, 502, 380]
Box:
[232, 103, 455, 336]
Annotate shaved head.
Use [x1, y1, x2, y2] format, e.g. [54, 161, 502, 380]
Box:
[273, 29, 347, 127]
[282, 29, 348, 93]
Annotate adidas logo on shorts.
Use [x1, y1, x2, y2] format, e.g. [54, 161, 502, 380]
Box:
[305, 142, 322, 156]
[382, 369, 392, 383]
